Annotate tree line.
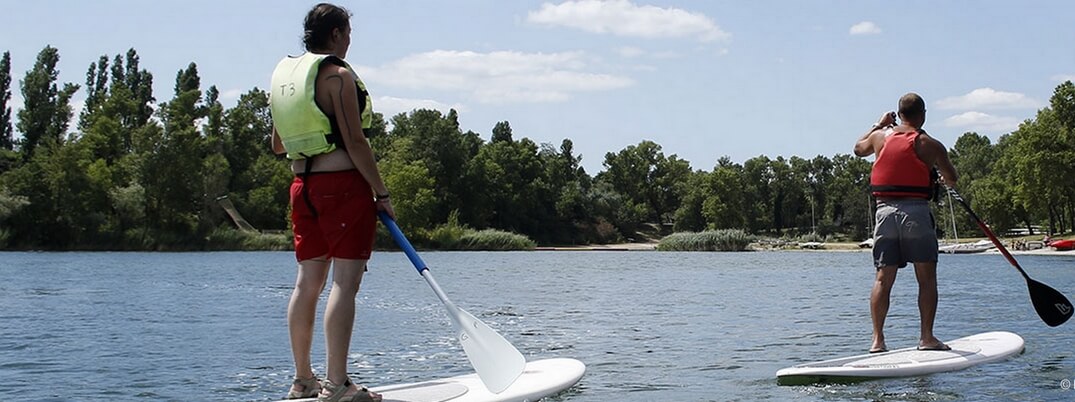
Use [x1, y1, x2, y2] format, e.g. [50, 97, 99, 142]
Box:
[0, 46, 1073, 250]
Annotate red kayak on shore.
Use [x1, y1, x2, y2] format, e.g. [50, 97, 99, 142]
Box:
[1048, 239, 1075, 251]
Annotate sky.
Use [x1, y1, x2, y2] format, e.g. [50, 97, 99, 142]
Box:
[1, 0, 1073, 174]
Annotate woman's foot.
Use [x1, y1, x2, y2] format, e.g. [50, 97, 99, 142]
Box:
[287, 375, 322, 399]
[319, 377, 382, 402]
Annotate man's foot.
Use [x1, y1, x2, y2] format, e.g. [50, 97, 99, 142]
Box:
[918, 336, 951, 351]
[917, 342, 951, 351]
[870, 337, 887, 354]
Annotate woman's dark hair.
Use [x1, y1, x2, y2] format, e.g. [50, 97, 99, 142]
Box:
[303, 3, 352, 51]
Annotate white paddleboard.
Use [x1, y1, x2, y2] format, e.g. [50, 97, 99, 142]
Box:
[776, 331, 1023, 385]
[282, 358, 585, 402]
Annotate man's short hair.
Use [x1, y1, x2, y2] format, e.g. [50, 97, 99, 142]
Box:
[899, 93, 926, 120]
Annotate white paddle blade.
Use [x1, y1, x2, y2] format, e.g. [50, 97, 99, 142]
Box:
[447, 304, 526, 393]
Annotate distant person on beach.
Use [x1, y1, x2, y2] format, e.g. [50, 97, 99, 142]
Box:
[269, 3, 393, 401]
[854, 93, 958, 353]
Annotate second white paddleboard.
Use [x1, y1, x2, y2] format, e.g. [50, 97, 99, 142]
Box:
[776, 331, 1023, 385]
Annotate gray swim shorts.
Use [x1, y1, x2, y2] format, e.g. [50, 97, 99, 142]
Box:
[872, 199, 938, 268]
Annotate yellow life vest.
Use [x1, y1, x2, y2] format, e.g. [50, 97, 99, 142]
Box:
[269, 53, 373, 160]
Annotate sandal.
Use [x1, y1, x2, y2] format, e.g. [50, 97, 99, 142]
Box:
[286, 375, 322, 399]
[319, 377, 382, 402]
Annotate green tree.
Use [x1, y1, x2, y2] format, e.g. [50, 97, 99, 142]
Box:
[1052, 81, 1075, 132]
[741, 156, 774, 233]
[221, 88, 287, 230]
[539, 139, 593, 243]
[223, 88, 272, 190]
[140, 62, 206, 241]
[491, 120, 513, 143]
[3, 141, 108, 247]
[1049, 81, 1075, 231]
[950, 132, 996, 186]
[109, 49, 156, 136]
[673, 170, 707, 232]
[79, 55, 111, 130]
[388, 109, 481, 224]
[767, 156, 799, 233]
[705, 157, 746, 230]
[0, 51, 13, 150]
[1000, 110, 1070, 234]
[380, 137, 437, 232]
[599, 140, 690, 227]
[15, 46, 79, 161]
[466, 134, 547, 237]
[241, 154, 292, 231]
[826, 154, 872, 239]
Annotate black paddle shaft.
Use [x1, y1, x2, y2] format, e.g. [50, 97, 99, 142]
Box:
[945, 186, 1073, 327]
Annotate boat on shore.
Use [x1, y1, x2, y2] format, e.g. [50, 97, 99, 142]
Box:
[939, 239, 994, 254]
[1049, 239, 1075, 251]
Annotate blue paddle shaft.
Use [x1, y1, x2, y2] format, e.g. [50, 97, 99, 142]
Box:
[378, 212, 428, 274]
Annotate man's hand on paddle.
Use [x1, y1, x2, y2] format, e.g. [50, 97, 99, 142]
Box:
[876, 111, 896, 128]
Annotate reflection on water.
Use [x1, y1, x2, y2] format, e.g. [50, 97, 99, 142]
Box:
[1, 251, 1073, 401]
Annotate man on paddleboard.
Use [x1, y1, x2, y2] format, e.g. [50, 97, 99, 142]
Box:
[854, 93, 958, 353]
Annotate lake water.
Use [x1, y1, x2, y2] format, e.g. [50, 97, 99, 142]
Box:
[2, 250, 1074, 401]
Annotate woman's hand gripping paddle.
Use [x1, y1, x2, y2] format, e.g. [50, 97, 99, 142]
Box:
[378, 212, 526, 392]
[946, 186, 1073, 327]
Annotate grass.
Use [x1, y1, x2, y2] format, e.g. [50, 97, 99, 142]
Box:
[456, 229, 537, 251]
[657, 229, 756, 251]
[206, 227, 291, 251]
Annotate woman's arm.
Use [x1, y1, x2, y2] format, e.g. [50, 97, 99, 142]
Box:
[320, 64, 395, 218]
[271, 127, 285, 155]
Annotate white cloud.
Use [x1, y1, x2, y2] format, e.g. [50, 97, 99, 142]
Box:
[614, 46, 681, 59]
[1053, 74, 1075, 83]
[943, 111, 1022, 133]
[849, 21, 881, 35]
[375, 96, 465, 118]
[219, 88, 244, 104]
[616, 46, 645, 58]
[935, 88, 1044, 110]
[360, 50, 634, 104]
[527, 0, 730, 42]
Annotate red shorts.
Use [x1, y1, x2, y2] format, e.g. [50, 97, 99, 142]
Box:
[290, 170, 376, 261]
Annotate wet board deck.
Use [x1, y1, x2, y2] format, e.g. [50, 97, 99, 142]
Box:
[282, 358, 585, 402]
[776, 331, 1023, 385]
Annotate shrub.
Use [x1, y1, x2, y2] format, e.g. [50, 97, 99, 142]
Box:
[207, 226, 291, 251]
[456, 229, 536, 251]
[657, 229, 756, 251]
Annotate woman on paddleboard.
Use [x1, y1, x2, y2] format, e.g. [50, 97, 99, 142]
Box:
[269, 3, 393, 401]
[854, 93, 958, 354]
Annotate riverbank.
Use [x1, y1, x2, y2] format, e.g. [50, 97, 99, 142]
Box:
[534, 240, 1075, 255]
[536, 242, 659, 251]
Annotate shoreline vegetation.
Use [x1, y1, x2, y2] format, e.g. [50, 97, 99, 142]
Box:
[2, 46, 1074, 252]
[4, 224, 1071, 255]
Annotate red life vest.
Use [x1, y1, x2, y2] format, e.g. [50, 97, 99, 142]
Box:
[870, 131, 932, 199]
